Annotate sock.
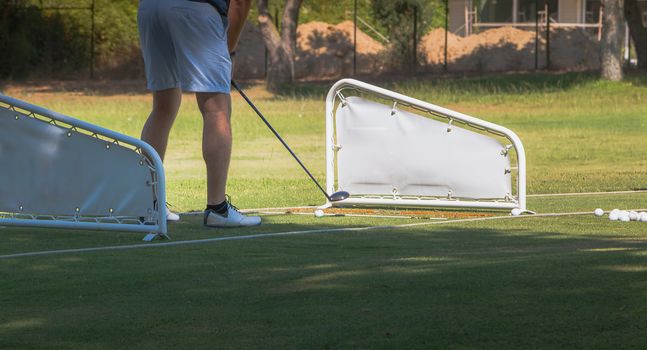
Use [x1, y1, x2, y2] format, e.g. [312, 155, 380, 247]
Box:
[207, 200, 228, 216]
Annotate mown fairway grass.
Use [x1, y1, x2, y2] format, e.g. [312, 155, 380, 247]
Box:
[1, 72, 647, 349]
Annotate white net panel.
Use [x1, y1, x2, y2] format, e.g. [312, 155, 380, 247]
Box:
[335, 96, 512, 200]
[0, 100, 160, 225]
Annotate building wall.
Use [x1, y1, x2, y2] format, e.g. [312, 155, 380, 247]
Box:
[449, 0, 589, 34]
[449, 0, 470, 36]
[559, 0, 583, 23]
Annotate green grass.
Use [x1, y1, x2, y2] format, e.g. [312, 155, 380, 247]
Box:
[2, 72, 647, 349]
[8, 71, 647, 210]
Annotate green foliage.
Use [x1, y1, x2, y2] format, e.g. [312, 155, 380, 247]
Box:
[248, 0, 389, 44]
[92, 0, 139, 76]
[4, 71, 644, 209]
[0, 0, 456, 80]
[0, 2, 90, 79]
[0, 0, 140, 80]
[370, 0, 444, 69]
[300, 0, 373, 25]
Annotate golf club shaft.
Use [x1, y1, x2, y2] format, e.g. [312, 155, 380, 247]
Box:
[231, 80, 332, 202]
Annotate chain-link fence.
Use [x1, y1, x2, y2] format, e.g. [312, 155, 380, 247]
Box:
[234, 0, 611, 80]
[1, 0, 627, 81]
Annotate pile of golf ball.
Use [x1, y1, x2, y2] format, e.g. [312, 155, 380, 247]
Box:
[596, 208, 647, 222]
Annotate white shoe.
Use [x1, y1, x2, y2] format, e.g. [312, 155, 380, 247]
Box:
[166, 207, 180, 222]
[204, 204, 261, 228]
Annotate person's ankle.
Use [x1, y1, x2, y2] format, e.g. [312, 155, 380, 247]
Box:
[206, 200, 228, 216]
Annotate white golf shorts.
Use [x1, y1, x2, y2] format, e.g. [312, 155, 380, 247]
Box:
[138, 0, 231, 93]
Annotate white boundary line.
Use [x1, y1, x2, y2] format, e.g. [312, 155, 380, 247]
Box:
[3, 209, 635, 260]
[0, 215, 510, 260]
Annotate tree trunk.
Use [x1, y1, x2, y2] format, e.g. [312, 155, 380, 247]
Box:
[625, 0, 647, 68]
[257, 0, 302, 91]
[601, 0, 625, 80]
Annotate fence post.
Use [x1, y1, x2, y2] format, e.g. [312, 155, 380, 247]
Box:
[413, 5, 418, 71]
[535, 0, 539, 70]
[444, 0, 449, 72]
[353, 0, 357, 76]
[90, 0, 95, 79]
[546, 2, 550, 69]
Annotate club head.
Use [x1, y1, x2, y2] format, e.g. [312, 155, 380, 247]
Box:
[329, 191, 350, 202]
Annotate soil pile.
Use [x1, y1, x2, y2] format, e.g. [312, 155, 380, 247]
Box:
[549, 28, 600, 70]
[235, 20, 385, 79]
[236, 21, 600, 80]
[334, 20, 386, 55]
[421, 26, 599, 72]
[296, 20, 385, 78]
[421, 28, 466, 67]
[233, 21, 267, 79]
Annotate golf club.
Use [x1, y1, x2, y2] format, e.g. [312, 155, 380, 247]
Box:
[231, 79, 350, 203]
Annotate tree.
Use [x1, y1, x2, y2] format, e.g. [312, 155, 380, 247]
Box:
[256, 0, 302, 90]
[370, 0, 438, 71]
[600, 0, 624, 80]
[0, 0, 90, 79]
[625, 0, 647, 69]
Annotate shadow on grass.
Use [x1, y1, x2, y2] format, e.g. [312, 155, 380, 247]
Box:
[272, 71, 603, 99]
[4, 70, 647, 100]
[275, 70, 647, 103]
[1, 217, 647, 348]
[0, 218, 647, 349]
[1, 80, 150, 97]
[623, 70, 647, 86]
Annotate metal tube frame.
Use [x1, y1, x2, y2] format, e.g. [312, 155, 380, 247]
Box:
[324, 79, 528, 212]
[0, 94, 167, 236]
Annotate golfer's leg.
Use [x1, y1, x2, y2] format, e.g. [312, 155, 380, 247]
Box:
[141, 88, 182, 161]
[196, 92, 232, 205]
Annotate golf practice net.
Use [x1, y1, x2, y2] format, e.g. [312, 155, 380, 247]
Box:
[0, 94, 167, 237]
[0, 79, 528, 238]
[324, 79, 528, 212]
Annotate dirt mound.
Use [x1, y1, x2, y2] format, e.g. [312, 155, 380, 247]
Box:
[235, 21, 599, 80]
[421, 26, 599, 72]
[549, 28, 600, 70]
[463, 26, 536, 50]
[234, 21, 267, 80]
[296, 21, 385, 78]
[235, 20, 385, 80]
[421, 28, 464, 66]
[334, 20, 386, 55]
[297, 21, 353, 57]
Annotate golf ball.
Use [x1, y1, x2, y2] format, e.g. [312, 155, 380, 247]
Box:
[594, 208, 604, 216]
[314, 209, 324, 218]
[640, 212, 647, 222]
[630, 211, 639, 221]
[511, 208, 522, 216]
[620, 214, 631, 222]
[609, 212, 619, 221]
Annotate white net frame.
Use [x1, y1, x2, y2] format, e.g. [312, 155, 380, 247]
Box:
[0, 94, 167, 235]
[324, 79, 528, 211]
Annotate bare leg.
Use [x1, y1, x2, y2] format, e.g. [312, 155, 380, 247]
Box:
[141, 88, 182, 161]
[196, 92, 232, 205]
